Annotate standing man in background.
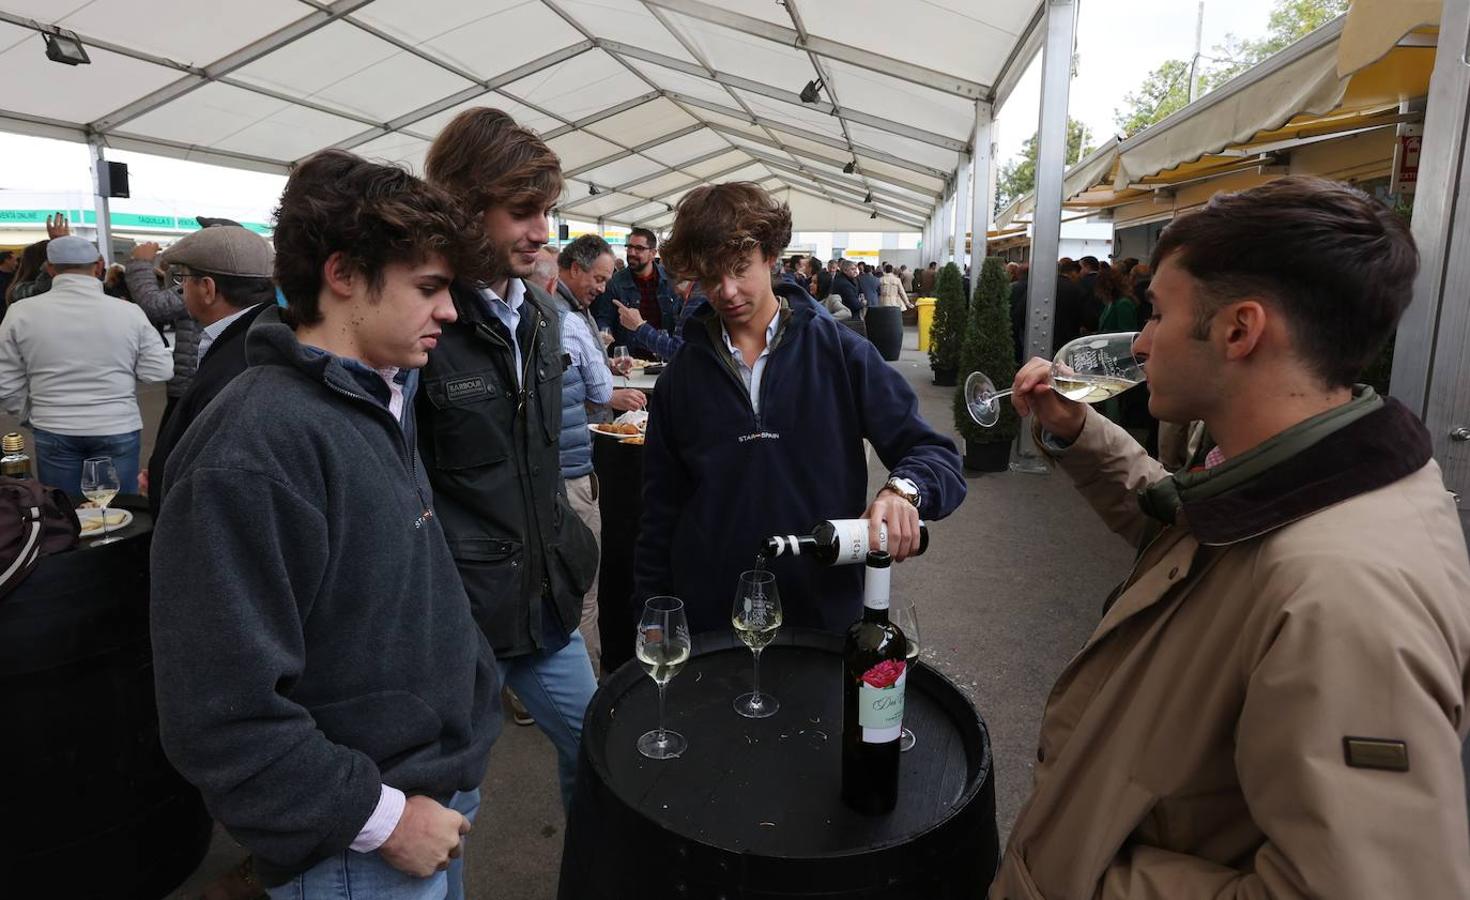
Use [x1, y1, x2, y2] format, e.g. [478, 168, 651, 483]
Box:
[0, 236, 172, 498]
[592, 227, 677, 358]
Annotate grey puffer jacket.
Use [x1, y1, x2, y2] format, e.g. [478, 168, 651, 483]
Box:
[125, 260, 197, 398]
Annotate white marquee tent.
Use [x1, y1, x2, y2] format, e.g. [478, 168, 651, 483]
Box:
[0, 0, 1045, 234]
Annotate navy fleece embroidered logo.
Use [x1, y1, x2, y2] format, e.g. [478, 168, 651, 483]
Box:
[738, 431, 781, 443]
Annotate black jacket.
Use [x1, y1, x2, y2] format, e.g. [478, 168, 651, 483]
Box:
[147, 303, 268, 517]
[830, 273, 863, 318]
[151, 308, 500, 885]
[417, 279, 598, 658]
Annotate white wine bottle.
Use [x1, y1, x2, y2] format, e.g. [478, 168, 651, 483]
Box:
[840, 550, 907, 815]
[761, 518, 928, 566]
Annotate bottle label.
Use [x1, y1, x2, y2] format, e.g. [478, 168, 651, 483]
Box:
[858, 660, 906, 743]
[831, 519, 878, 564]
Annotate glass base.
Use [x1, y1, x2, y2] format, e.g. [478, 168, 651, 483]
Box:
[637, 728, 687, 760]
[964, 372, 1000, 427]
[733, 691, 778, 719]
[88, 535, 124, 546]
[899, 727, 916, 753]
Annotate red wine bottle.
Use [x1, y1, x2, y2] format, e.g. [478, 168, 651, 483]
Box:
[841, 550, 908, 814]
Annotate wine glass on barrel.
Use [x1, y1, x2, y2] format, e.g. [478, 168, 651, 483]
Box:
[964, 331, 1145, 426]
[636, 596, 691, 759]
[732, 569, 782, 718]
[890, 597, 920, 752]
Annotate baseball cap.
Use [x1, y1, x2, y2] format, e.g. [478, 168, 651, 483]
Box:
[159, 225, 272, 278]
[46, 236, 102, 265]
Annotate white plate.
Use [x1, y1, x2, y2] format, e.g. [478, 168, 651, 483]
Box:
[77, 507, 133, 536]
[588, 423, 641, 438]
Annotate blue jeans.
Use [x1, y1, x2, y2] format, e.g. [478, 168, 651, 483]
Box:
[267, 789, 480, 900]
[31, 429, 141, 502]
[500, 631, 597, 810]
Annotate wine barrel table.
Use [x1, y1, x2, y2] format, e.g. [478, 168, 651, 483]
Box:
[592, 432, 644, 674]
[560, 627, 999, 899]
[864, 306, 904, 362]
[0, 495, 212, 899]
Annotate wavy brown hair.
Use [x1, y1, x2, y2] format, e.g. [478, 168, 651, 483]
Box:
[659, 182, 792, 286]
[273, 150, 488, 327]
[424, 108, 562, 217]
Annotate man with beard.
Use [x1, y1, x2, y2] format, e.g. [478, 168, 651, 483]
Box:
[421, 108, 599, 810]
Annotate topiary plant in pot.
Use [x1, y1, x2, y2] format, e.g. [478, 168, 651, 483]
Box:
[953, 257, 1019, 471]
[927, 262, 965, 386]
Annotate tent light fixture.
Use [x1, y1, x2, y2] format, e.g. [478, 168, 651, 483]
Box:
[863, 191, 872, 203]
[43, 28, 90, 66]
[870, 211, 878, 220]
[843, 160, 856, 175]
[588, 183, 600, 196]
[799, 78, 824, 104]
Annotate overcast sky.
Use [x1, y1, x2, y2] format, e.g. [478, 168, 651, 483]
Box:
[0, 0, 1286, 229]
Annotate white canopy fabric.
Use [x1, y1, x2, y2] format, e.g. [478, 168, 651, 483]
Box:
[0, 0, 1044, 232]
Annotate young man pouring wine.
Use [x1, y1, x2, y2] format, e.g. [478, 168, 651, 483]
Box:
[994, 176, 1470, 899]
[633, 182, 965, 634]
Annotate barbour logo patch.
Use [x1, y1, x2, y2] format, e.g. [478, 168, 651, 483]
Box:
[445, 376, 489, 401]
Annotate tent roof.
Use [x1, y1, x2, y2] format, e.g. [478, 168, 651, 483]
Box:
[0, 0, 1045, 232]
[996, 7, 1438, 229]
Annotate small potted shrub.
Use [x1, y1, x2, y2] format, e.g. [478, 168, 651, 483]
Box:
[927, 262, 964, 386]
[953, 257, 1018, 471]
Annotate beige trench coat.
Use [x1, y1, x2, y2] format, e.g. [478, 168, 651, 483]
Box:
[991, 407, 1470, 900]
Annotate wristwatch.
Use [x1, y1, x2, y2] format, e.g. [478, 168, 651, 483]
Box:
[882, 476, 921, 509]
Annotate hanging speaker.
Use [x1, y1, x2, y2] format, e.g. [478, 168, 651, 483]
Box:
[558, 223, 570, 241]
[99, 161, 130, 198]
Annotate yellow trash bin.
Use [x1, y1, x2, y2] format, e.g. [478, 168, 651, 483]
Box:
[916, 297, 937, 353]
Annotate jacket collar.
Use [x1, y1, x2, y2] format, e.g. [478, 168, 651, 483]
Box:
[1139, 387, 1433, 545]
[244, 305, 393, 409]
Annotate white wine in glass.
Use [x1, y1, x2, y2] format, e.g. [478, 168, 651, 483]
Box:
[732, 569, 782, 718]
[965, 331, 1145, 427]
[81, 456, 122, 545]
[636, 596, 691, 760]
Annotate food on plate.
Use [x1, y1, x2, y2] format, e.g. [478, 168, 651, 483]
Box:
[620, 435, 645, 446]
[603, 422, 640, 435]
[79, 510, 128, 533]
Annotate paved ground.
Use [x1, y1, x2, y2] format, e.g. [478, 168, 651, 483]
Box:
[71, 326, 1134, 899]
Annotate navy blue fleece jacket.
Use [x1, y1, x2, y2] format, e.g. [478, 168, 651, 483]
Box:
[634, 285, 965, 634]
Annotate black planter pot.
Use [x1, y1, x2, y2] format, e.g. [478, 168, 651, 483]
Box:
[932, 367, 957, 387]
[963, 438, 1011, 473]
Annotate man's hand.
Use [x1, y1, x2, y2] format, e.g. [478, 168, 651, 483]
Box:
[137, 469, 149, 495]
[378, 795, 470, 878]
[609, 388, 646, 412]
[131, 241, 161, 263]
[45, 213, 70, 239]
[599, 329, 615, 349]
[1011, 356, 1086, 444]
[616, 301, 645, 331]
[864, 490, 922, 562]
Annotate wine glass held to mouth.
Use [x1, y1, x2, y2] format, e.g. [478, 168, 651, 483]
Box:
[965, 331, 1146, 436]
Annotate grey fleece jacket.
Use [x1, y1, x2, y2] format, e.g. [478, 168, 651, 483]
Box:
[150, 308, 501, 885]
[125, 259, 198, 397]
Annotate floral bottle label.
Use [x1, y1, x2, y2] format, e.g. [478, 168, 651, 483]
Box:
[858, 659, 906, 743]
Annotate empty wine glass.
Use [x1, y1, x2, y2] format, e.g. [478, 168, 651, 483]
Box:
[81, 456, 122, 545]
[611, 345, 632, 385]
[965, 331, 1145, 427]
[636, 596, 691, 760]
[732, 569, 782, 718]
[890, 597, 920, 752]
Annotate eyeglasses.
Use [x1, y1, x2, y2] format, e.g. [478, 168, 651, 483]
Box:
[169, 269, 205, 288]
[626, 243, 653, 252]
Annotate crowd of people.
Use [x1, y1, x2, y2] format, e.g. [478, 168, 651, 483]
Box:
[0, 103, 1466, 900]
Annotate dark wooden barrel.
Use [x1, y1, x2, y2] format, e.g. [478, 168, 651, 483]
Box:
[593, 435, 644, 673]
[560, 628, 998, 898]
[865, 306, 904, 361]
[0, 499, 212, 899]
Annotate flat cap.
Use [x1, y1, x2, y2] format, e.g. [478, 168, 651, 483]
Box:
[160, 225, 272, 278]
[47, 235, 101, 265]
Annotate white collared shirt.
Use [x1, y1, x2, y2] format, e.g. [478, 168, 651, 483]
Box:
[479, 279, 527, 387]
[719, 306, 780, 415]
[196, 304, 259, 364]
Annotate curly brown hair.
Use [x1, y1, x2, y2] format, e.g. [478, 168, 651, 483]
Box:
[659, 182, 792, 286]
[273, 150, 488, 327]
[424, 108, 563, 217]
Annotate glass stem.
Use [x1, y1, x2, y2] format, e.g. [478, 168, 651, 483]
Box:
[99, 502, 108, 541]
[656, 680, 668, 743]
[751, 648, 763, 701]
[986, 388, 1014, 403]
